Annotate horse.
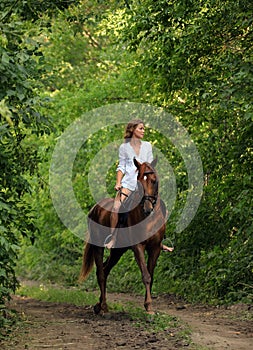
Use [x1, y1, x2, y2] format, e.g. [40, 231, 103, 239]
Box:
[79, 157, 167, 314]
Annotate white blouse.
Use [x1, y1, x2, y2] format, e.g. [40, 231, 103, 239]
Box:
[117, 141, 153, 191]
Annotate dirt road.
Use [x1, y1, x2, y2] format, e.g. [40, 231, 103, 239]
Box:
[1, 292, 252, 350]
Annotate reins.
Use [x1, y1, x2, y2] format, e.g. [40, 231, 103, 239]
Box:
[118, 163, 159, 216]
[141, 194, 157, 206]
[119, 189, 129, 203]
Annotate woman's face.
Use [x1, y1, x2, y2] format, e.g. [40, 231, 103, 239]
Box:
[133, 123, 145, 139]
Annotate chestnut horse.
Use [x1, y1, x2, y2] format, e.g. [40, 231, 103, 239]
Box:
[79, 158, 166, 314]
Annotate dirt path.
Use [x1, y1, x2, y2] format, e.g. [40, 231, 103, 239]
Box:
[1, 292, 252, 350]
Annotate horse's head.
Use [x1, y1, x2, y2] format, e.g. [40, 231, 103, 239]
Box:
[134, 157, 159, 216]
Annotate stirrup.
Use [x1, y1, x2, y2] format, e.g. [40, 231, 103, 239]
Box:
[104, 234, 113, 247]
[162, 237, 175, 250]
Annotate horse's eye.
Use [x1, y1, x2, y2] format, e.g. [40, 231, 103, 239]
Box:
[144, 175, 147, 181]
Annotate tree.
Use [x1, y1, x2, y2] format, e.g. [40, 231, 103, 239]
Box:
[100, 0, 253, 301]
[0, 2, 54, 325]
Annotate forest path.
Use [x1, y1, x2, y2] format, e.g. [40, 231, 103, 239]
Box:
[1, 290, 252, 350]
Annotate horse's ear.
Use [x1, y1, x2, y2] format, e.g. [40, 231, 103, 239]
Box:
[133, 157, 141, 169]
[151, 155, 158, 168]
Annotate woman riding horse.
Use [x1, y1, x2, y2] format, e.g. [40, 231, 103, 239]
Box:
[105, 119, 172, 252]
[79, 120, 172, 314]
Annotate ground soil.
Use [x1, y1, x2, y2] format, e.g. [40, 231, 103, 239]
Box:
[1, 291, 252, 350]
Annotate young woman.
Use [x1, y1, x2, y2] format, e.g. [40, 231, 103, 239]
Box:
[105, 119, 173, 252]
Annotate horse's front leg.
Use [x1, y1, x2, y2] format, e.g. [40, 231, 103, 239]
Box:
[133, 245, 153, 313]
[94, 247, 108, 315]
[103, 248, 126, 278]
[146, 244, 161, 298]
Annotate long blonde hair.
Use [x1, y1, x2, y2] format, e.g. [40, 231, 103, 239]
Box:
[124, 119, 144, 142]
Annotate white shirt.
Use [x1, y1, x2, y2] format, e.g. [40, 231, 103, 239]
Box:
[117, 141, 153, 191]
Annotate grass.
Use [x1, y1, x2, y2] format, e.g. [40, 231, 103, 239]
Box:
[17, 283, 98, 307]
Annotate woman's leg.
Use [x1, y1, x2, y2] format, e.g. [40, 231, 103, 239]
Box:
[105, 188, 131, 249]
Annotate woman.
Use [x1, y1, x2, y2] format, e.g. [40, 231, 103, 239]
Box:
[105, 119, 173, 252]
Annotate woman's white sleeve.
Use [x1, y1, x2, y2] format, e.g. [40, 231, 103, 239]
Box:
[147, 142, 153, 163]
[116, 144, 126, 174]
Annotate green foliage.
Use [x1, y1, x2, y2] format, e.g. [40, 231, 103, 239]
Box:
[0, 0, 79, 21]
[97, 0, 253, 303]
[0, 2, 53, 326]
[10, 0, 253, 309]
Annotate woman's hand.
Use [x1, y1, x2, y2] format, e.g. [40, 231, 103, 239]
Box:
[114, 183, 121, 191]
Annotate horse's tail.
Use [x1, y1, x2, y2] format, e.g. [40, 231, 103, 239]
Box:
[79, 242, 95, 282]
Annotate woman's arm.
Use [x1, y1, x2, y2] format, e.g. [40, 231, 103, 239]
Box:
[115, 170, 124, 191]
[115, 144, 126, 190]
[146, 142, 153, 163]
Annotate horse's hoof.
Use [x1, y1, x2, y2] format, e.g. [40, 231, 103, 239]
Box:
[144, 302, 153, 313]
[147, 310, 155, 315]
[94, 302, 109, 315]
[94, 303, 101, 314]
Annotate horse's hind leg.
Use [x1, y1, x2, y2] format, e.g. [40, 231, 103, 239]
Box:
[94, 248, 125, 314]
[94, 247, 108, 315]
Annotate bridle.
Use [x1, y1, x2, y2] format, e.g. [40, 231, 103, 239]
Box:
[118, 169, 158, 216]
[140, 170, 158, 215]
[141, 194, 157, 207]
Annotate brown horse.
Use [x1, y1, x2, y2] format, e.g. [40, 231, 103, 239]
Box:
[79, 157, 166, 314]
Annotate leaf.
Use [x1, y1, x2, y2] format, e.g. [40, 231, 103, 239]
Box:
[1, 51, 10, 64]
